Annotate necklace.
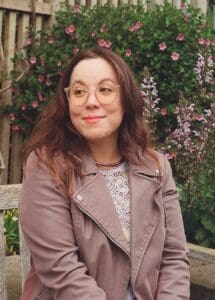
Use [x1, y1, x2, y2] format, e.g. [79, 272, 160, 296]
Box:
[95, 158, 124, 167]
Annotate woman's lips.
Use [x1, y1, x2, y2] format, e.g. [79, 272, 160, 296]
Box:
[83, 116, 105, 124]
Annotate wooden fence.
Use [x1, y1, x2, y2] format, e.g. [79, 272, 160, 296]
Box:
[0, 0, 211, 184]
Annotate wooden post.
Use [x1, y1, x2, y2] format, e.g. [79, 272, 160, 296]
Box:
[0, 11, 17, 184]
[190, 0, 207, 14]
[9, 14, 30, 184]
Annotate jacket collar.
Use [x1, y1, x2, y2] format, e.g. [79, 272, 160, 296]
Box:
[80, 150, 162, 178]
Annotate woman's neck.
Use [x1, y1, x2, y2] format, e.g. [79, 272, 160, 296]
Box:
[87, 140, 122, 164]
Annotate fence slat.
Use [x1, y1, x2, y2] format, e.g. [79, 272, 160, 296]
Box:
[9, 14, 30, 184]
[0, 11, 17, 184]
[0, 0, 51, 15]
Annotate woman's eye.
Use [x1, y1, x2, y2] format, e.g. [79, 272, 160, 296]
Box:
[99, 87, 113, 93]
[74, 89, 86, 96]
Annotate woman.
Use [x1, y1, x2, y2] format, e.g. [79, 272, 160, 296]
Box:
[19, 47, 190, 300]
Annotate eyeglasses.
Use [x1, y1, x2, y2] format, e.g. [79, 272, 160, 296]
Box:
[64, 81, 120, 106]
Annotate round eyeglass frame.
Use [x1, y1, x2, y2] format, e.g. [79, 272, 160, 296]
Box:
[64, 83, 120, 106]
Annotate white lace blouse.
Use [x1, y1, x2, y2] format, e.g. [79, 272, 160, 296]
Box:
[99, 161, 134, 300]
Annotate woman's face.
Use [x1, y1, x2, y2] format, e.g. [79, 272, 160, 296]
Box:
[67, 58, 125, 145]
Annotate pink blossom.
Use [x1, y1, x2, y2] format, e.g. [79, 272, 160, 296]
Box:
[72, 4, 80, 13]
[38, 91, 45, 102]
[125, 49, 132, 57]
[165, 153, 176, 160]
[65, 24, 76, 35]
[194, 114, 204, 121]
[159, 42, 167, 51]
[198, 38, 205, 45]
[45, 79, 52, 86]
[176, 33, 185, 41]
[57, 61, 62, 67]
[171, 52, 180, 61]
[26, 38, 32, 45]
[180, 2, 186, 10]
[12, 125, 21, 132]
[97, 39, 106, 47]
[30, 56, 37, 64]
[38, 74, 44, 83]
[21, 104, 27, 111]
[31, 101, 39, 108]
[104, 40, 112, 48]
[100, 25, 108, 33]
[129, 21, 143, 32]
[160, 108, 168, 116]
[9, 113, 15, 121]
[48, 36, 54, 44]
[91, 31, 96, 38]
[204, 39, 211, 46]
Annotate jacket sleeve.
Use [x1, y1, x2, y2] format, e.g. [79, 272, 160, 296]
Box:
[156, 156, 190, 300]
[19, 152, 107, 299]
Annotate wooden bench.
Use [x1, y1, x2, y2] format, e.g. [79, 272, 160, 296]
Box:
[0, 184, 30, 300]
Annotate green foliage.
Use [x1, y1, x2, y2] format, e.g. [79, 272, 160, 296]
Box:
[4, 209, 19, 255]
[1, 1, 214, 140]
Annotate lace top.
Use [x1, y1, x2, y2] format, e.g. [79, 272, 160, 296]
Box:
[99, 161, 131, 242]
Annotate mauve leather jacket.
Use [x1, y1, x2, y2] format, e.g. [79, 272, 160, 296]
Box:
[19, 151, 190, 300]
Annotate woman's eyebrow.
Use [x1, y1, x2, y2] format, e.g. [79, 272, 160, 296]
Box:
[71, 78, 116, 86]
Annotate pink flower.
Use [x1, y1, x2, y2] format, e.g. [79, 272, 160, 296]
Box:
[65, 24, 76, 35]
[31, 101, 39, 108]
[21, 104, 27, 111]
[57, 61, 62, 67]
[38, 74, 44, 83]
[11, 125, 21, 132]
[45, 79, 52, 86]
[165, 153, 176, 160]
[194, 114, 204, 121]
[72, 4, 80, 13]
[198, 38, 205, 45]
[159, 42, 167, 51]
[91, 31, 96, 38]
[171, 52, 180, 61]
[129, 21, 143, 32]
[97, 39, 106, 47]
[176, 33, 185, 41]
[104, 40, 112, 48]
[204, 39, 211, 46]
[26, 38, 32, 45]
[38, 91, 45, 102]
[30, 56, 37, 64]
[100, 25, 108, 33]
[9, 113, 15, 121]
[125, 49, 132, 57]
[48, 36, 54, 44]
[180, 2, 186, 10]
[160, 108, 168, 116]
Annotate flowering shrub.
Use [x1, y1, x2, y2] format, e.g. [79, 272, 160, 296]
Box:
[1, 1, 214, 138]
[1, 1, 214, 247]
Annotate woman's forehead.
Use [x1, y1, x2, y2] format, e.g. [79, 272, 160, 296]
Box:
[70, 57, 118, 84]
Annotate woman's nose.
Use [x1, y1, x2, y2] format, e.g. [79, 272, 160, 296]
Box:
[85, 90, 100, 108]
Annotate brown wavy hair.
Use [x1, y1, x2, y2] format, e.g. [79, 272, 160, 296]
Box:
[23, 47, 159, 194]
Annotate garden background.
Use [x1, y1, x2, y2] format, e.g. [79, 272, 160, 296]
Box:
[0, 0, 214, 254]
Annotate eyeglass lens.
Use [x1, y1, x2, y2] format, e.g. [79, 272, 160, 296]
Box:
[66, 82, 119, 105]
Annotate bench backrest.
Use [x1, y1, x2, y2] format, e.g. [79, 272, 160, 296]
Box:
[0, 184, 30, 300]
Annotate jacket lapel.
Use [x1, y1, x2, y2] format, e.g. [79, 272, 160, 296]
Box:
[128, 156, 162, 280]
[73, 161, 130, 256]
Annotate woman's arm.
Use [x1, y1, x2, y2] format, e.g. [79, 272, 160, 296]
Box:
[19, 152, 107, 299]
[156, 156, 190, 300]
